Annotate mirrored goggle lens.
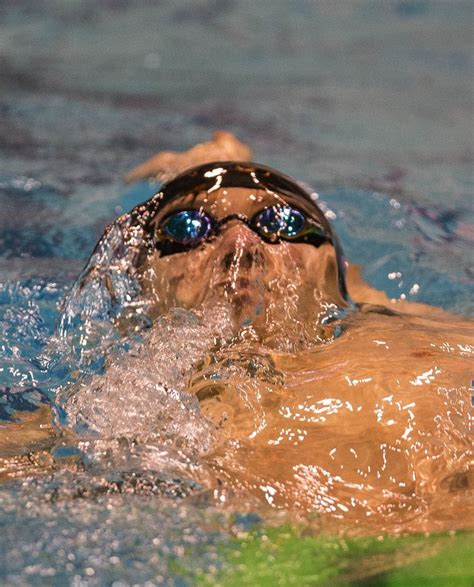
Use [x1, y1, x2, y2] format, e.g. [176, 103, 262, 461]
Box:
[253, 206, 305, 239]
[161, 210, 212, 243]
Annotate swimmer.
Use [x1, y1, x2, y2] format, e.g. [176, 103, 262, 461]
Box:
[1, 133, 472, 534]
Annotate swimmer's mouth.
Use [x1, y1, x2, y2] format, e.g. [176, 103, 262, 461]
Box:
[223, 278, 252, 292]
[213, 277, 263, 296]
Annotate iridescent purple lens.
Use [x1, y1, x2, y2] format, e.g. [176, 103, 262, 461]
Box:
[254, 206, 305, 239]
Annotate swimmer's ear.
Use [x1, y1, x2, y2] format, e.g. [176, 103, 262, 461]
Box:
[124, 131, 253, 183]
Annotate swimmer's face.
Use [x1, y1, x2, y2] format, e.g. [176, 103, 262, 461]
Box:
[139, 183, 348, 341]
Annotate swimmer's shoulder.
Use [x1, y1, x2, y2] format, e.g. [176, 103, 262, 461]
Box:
[346, 263, 470, 323]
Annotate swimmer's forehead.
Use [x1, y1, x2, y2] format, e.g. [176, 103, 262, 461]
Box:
[153, 187, 327, 224]
[155, 187, 282, 218]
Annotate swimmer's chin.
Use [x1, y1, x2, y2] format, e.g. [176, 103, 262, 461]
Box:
[208, 277, 264, 304]
[194, 280, 264, 326]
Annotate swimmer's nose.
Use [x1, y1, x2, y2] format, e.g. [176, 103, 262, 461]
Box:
[216, 222, 265, 270]
[222, 249, 255, 270]
[219, 221, 262, 248]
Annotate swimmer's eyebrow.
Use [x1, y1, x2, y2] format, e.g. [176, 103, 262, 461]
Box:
[153, 192, 202, 219]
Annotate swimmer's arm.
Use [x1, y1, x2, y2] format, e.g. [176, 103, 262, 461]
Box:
[0, 406, 57, 482]
[124, 131, 252, 183]
[0, 405, 55, 459]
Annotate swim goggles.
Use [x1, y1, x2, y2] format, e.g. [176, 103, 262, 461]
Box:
[155, 204, 331, 257]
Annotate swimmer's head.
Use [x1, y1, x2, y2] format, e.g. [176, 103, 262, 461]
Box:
[127, 162, 349, 344]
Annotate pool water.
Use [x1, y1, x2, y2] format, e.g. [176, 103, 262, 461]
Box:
[0, 1, 473, 584]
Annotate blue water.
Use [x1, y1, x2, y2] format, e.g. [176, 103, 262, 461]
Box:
[0, 1, 472, 584]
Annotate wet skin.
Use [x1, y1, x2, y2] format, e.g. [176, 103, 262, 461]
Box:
[1, 142, 472, 535]
[133, 183, 473, 533]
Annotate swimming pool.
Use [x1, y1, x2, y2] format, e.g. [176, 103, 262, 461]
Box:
[0, 1, 472, 584]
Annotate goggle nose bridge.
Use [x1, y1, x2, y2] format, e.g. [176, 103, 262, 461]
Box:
[214, 213, 255, 231]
